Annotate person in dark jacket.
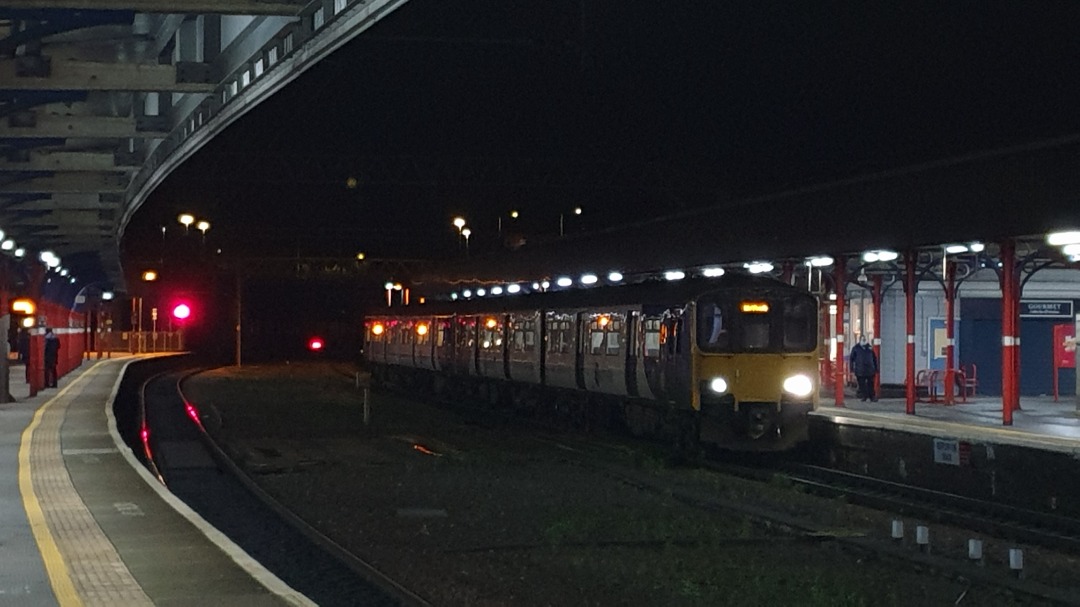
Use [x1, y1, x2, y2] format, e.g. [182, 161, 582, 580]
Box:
[43, 328, 60, 388]
[849, 334, 878, 402]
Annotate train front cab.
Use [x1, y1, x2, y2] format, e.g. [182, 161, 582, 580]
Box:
[690, 292, 819, 450]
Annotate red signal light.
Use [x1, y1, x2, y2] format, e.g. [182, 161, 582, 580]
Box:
[172, 303, 191, 320]
[308, 337, 324, 351]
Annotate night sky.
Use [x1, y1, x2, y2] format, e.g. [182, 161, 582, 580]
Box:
[126, 0, 1080, 266]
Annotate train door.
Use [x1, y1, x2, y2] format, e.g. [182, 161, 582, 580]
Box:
[660, 308, 691, 403]
[641, 313, 664, 400]
[575, 312, 587, 390]
[625, 311, 640, 397]
[454, 315, 477, 376]
[434, 317, 453, 372]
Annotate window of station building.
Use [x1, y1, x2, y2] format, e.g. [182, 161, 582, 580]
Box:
[480, 319, 502, 350]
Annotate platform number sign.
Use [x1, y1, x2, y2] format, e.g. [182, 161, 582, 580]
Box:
[933, 438, 971, 466]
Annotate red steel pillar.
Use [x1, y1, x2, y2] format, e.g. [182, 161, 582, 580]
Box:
[820, 296, 832, 391]
[26, 263, 46, 397]
[872, 274, 883, 401]
[833, 257, 846, 407]
[904, 250, 917, 415]
[944, 258, 957, 405]
[1000, 239, 1016, 425]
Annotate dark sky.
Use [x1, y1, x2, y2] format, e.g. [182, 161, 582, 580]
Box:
[126, 0, 1080, 265]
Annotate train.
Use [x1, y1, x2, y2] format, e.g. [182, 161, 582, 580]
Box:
[362, 274, 820, 452]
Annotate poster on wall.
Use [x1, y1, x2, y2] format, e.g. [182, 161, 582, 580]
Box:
[1055, 323, 1076, 369]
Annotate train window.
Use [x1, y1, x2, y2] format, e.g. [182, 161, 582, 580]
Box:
[590, 330, 604, 354]
[741, 315, 770, 349]
[699, 303, 731, 349]
[436, 322, 450, 347]
[644, 319, 661, 357]
[606, 331, 620, 355]
[523, 322, 536, 351]
[783, 297, 816, 351]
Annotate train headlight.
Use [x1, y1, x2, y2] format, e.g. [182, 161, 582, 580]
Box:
[709, 377, 728, 394]
[783, 374, 814, 397]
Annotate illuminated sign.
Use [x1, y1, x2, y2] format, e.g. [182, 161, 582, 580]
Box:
[740, 301, 770, 313]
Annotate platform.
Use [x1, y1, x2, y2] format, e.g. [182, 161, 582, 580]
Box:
[812, 394, 1080, 453]
[0, 356, 311, 606]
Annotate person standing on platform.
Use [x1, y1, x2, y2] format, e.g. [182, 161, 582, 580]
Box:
[43, 328, 60, 388]
[849, 334, 878, 402]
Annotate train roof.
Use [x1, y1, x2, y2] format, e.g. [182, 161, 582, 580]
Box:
[376, 273, 813, 318]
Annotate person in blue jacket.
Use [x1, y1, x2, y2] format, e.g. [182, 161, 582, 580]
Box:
[849, 334, 878, 402]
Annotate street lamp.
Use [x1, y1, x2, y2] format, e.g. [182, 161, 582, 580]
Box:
[559, 206, 582, 236]
[178, 213, 195, 233]
[461, 227, 472, 256]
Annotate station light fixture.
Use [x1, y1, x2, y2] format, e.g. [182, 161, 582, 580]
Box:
[451, 292, 459, 300]
[580, 273, 598, 285]
[102, 291, 114, 301]
[943, 244, 968, 254]
[476, 287, 486, 297]
[664, 270, 685, 281]
[178, 213, 195, 229]
[507, 284, 522, 294]
[491, 286, 504, 295]
[607, 271, 623, 282]
[969, 242, 986, 253]
[862, 249, 898, 263]
[1, 239, 13, 251]
[805, 256, 834, 268]
[462, 289, 472, 298]
[1047, 231, 1080, 246]
[14, 248, 24, 258]
[142, 270, 158, 282]
[702, 267, 726, 277]
[556, 276, 573, 287]
[541, 280, 551, 290]
[1063, 243, 1080, 256]
[743, 262, 773, 274]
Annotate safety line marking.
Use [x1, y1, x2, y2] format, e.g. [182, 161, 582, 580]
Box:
[19, 374, 87, 607]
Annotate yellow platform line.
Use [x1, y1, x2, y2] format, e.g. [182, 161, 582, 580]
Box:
[19, 377, 86, 607]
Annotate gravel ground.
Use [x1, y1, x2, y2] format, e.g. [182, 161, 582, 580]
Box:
[180, 362, 1080, 606]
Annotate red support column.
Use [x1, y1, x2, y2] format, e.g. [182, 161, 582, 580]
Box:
[820, 296, 832, 391]
[1000, 239, 1015, 425]
[904, 250, 917, 415]
[1011, 258, 1022, 413]
[833, 257, 847, 407]
[944, 259, 957, 405]
[872, 275, 883, 401]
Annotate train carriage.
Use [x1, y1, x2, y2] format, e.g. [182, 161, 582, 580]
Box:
[363, 274, 820, 451]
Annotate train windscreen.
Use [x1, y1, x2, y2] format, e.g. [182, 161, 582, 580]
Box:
[696, 293, 817, 353]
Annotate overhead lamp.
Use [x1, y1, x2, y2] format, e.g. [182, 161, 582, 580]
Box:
[0, 229, 5, 242]
[664, 270, 685, 281]
[969, 242, 985, 253]
[805, 256, 834, 268]
[14, 248, 24, 258]
[1070, 254, 1080, 263]
[142, 270, 158, 281]
[532, 282, 541, 290]
[392, 283, 402, 291]
[462, 289, 472, 298]
[507, 284, 521, 294]
[384, 281, 394, 290]
[491, 286, 504, 295]
[743, 262, 773, 274]
[541, 280, 550, 290]
[69, 277, 76, 284]
[556, 276, 573, 288]
[862, 250, 898, 263]
[196, 220, 210, 234]
[178, 213, 195, 228]
[356, 252, 366, 260]
[39, 250, 56, 265]
[607, 271, 623, 282]
[476, 288, 486, 297]
[1047, 231, 1080, 246]
[580, 273, 598, 285]
[59, 268, 69, 276]
[702, 267, 726, 277]
[451, 292, 459, 300]
[944, 244, 968, 254]
[1063, 243, 1080, 256]
[452, 217, 466, 230]
[102, 291, 114, 301]
[1, 239, 13, 251]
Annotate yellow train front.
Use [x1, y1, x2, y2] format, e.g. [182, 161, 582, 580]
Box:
[687, 290, 819, 450]
[362, 275, 819, 452]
